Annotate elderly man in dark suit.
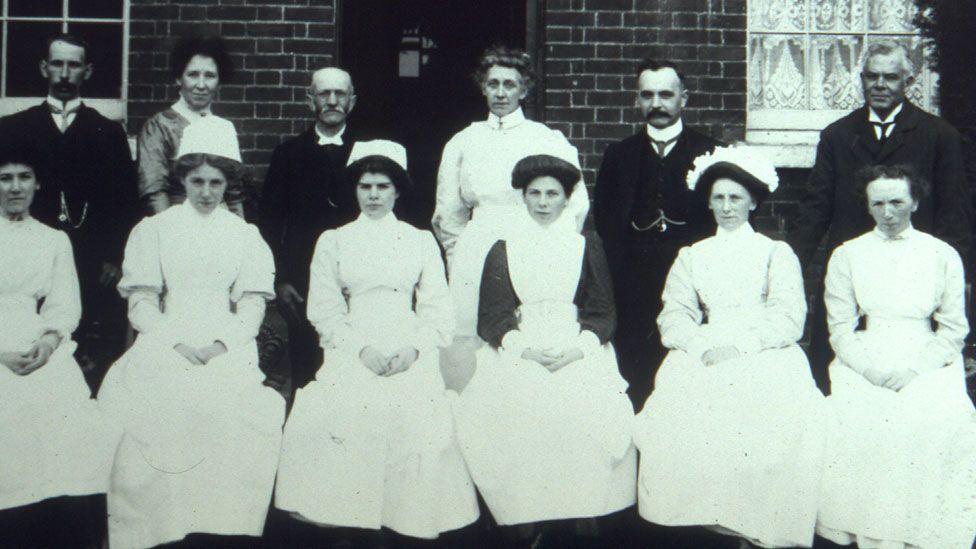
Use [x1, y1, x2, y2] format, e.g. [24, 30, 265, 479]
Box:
[259, 67, 363, 392]
[594, 59, 720, 408]
[787, 41, 972, 392]
[0, 33, 139, 392]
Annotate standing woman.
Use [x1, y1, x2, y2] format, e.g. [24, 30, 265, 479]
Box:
[99, 119, 284, 549]
[452, 154, 635, 546]
[634, 146, 826, 548]
[0, 142, 118, 548]
[817, 165, 976, 549]
[275, 141, 479, 545]
[432, 45, 590, 344]
[137, 35, 243, 215]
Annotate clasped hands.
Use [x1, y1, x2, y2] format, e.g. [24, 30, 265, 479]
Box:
[699, 345, 740, 366]
[174, 341, 228, 365]
[862, 367, 917, 392]
[360, 346, 419, 377]
[521, 346, 584, 373]
[1, 332, 60, 375]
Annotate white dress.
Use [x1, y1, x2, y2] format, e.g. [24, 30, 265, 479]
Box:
[452, 216, 636, 526]
[98, 203, 285, 549]
[817, 227, 976, 549]
[0, 216, 117, 511]
[275, 213, 479, 539]
[634, 224, 826, 548]
[432, 107, 590, 337]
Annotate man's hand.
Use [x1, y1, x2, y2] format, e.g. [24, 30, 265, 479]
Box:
[1, 351, 34, 375]
[543, 347, 584, 373]
[883, 369, 918, 392]
[521, 348, 557, 367]
[360, 346, 390, 376]
[385, 347, 419, 377]
[275, 282, 305, 324]
[701, 346, 741, 366]
[99, 262, 122, 287]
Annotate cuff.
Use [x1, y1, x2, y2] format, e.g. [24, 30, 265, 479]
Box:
[501, 330, 529, 357]
[733, 331, 763, 355]
[685, 335, 712, 363]
[334, 327, 370, 359]
[576, 330, 603, 358]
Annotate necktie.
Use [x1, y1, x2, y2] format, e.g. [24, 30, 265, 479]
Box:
[650, 136, 679, 158]
[48, 102, 80, 133]
[871, 121, 894, 145]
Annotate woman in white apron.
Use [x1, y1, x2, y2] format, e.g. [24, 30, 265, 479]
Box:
[817, 164, 976, 549]
[275, 141, 479, 546]
[99, 118, 285, 549]
[452, 154, 635, 547]
[0, 142, 118, 548]
[634, 145, 826, 548]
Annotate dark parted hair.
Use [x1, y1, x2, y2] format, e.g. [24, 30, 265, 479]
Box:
[0, 138, 43, 174]
[346, 155, 413, 194]
[171, 35, 234, 83]
[854, 164, 929, 201]
[472, 45, 536, 92]
[695, 162, 771, 206]
[44, 33, 89, 62]
[636, 58, 686, 88]
[173, 153, 243, 187]
[511, 154, 581, 196]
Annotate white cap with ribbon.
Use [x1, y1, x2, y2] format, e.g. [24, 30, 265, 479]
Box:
[346, 139, 408, 170]
[176, 116, 242, 163]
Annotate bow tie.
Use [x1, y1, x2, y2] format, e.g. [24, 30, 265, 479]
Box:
[318, 135, 344, 146]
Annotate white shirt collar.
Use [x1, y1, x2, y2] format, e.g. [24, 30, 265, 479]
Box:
[715, 221, 755, 240]
[171, 96, 210, 121]
[872, 223, 915, 242]
[354, 210, 398, 230]
[46, 95, 82, 113]
[868, 102, 903, 125]
[487, 107, 526, 130]
[316, 124, 346, 146]
[646, 118, 683, 142]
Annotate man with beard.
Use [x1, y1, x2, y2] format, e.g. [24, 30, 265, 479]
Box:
[0, 33, 139, 393]
[787, 41, 971, 392]
[593, 59, 720, 408]
[259, 67, 365, 395]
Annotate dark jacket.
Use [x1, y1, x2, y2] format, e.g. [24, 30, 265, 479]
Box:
[258, 126, 360, 298]
[787, 101, 972, 269]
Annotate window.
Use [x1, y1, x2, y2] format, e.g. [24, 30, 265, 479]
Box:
[0, 0, 128, 119]
[747, 0, 937, 167]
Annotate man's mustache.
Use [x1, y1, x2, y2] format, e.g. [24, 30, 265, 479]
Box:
[646, 109, 669, 120]
[54, 81, 78, 93]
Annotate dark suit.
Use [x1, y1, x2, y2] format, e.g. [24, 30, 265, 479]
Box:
[0, 102, 139, 390]
[258, 127, 360, 389]
[594, 126, 720, 407]
[787, 101, 972, 391]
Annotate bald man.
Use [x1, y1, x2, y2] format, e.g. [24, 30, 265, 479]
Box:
[259, 67, 364, 391]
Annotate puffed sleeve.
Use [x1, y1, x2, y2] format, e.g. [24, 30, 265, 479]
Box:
[216, 225, 275, 351]
[657, 247, 710, 359]
[38, 231, 81, 340]
[136, 113, 174, 199]
[824, 244, 874, 375]
[306, 230, 370, 357]
[735, 242, 807, 353]
[117, 217, 166, 335]
[412, 232, 455, 353]
[575, 233, 615, 356]
[432, 132, 472, 266]
[477, 240, 523, 352]
[916, 246, 968, 372]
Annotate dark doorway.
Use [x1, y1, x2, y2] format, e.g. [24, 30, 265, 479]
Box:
[339, 0, 532, 229]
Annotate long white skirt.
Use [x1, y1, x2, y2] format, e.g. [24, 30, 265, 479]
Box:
[452, 343, 636, 525]
[276, 347, 480, 539]
[818, 356, 976, 549]
[98, 334, 285, 549]
[635, 345, 826, 548]
[0, 338, 118, 511]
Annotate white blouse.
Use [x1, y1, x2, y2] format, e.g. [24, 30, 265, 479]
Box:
[432, 107, 590, 260]
[824, 226, 967, 375]
[658, 224, 807, 360]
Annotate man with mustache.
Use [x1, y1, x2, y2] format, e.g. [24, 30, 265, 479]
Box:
[259, 67, 366, 395]
[0, 33, 138, 393]
[787, 41, 971, 393]
[593, 58, 720, 408]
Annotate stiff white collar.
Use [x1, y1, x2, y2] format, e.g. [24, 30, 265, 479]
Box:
[715, 221, 755, 240]
[316, 124, 346, 146]
[172, 96, 210, 121]
[487, 107, 526, 130]
[353, 211, 398, 230]
[872, 223, 915, 242]
[646, 118, 683, 142]
[868, 102, 903, 125]
[45, 95, 82, 113]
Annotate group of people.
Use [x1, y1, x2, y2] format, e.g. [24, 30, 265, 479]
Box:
[0, 30, 974, 549]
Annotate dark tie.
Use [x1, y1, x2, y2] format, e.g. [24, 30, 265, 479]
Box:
[871, 121, 894, 145]
[650, 136, 679, 158]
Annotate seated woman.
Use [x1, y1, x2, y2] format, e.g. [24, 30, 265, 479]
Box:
[452, 154, 635, 546]
[274, 140, 479, 545]
[634, 145, 826, 548]
[0, 141, 117, 548]
[817, 165, 976, 549]
[98, 118, 284, 549]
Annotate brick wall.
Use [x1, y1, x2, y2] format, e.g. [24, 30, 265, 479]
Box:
[127, 0, 337, 181]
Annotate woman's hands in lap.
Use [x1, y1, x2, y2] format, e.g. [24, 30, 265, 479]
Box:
[1, 333, 59, 375]
[701, 346, 741, 366]
[359, 346, 419, 377]
[174, 342, 228, 365]
[522, 347, 584, 373]
[862, 367, 917, 391]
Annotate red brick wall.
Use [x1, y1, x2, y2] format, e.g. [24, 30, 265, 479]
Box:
[127, 0, 337, 175]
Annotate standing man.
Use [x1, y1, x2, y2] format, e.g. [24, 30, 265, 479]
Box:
[0, 34, 139, 392]
[259, 67, 362, 393]
[594, 59, 720, 408]
[787, 41, 971, 391]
